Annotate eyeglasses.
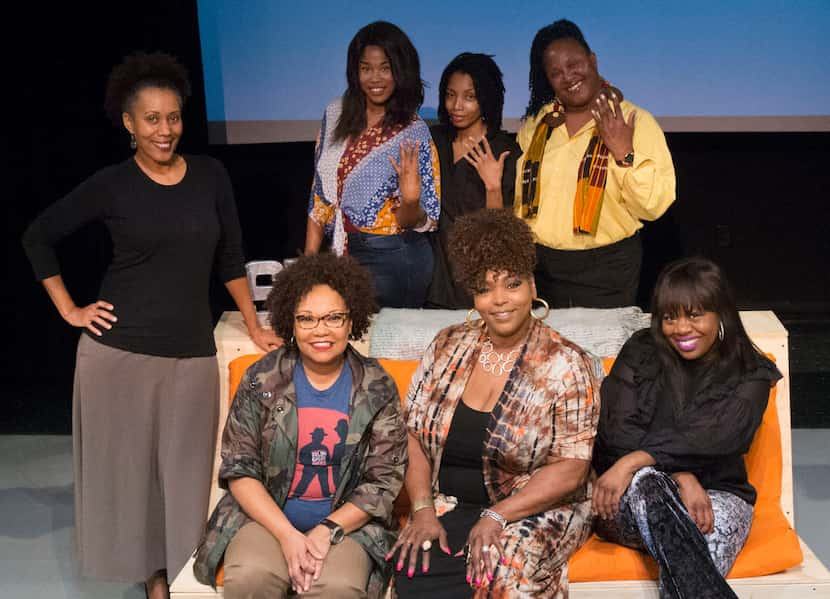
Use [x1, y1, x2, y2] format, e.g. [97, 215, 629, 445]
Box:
[294, 312, 350, 329]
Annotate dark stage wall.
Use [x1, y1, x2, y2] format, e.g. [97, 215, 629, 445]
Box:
[5, 1, 828, 433]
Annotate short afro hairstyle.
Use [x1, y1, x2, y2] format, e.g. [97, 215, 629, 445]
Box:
[104, 51, 191, 126]
[437, 52, 505, 136]
[448, 208, 536, 291]
[265, 253, 378, 342]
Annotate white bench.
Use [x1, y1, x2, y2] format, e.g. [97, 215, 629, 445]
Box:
[171, 310, 830, 598]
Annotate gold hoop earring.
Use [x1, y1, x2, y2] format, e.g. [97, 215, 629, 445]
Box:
[466, 308, 480, 327]
[718, 321, 725, 341]
[530, 297, 550, 320]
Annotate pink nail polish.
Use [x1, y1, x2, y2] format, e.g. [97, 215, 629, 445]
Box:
[501, 556, 508, 565]
[475, 577, 481, 585]
[422, 564, 428, 573]
[396, 563, 403, 572]
[487, 573, 493, 581]
[407, 567, 414, 578]
[444, 547, 451, 555]
[466, 574, 471, 583]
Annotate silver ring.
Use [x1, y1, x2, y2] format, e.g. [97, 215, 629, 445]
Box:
[421, 540, 432, 552]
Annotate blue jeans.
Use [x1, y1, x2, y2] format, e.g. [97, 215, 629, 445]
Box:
[347, 231, 433, 308]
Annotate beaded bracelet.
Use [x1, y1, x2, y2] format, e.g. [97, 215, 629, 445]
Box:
[479, 508, 507, 529]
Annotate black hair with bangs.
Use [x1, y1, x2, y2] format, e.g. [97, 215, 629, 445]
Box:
[650, 257, 759, 377]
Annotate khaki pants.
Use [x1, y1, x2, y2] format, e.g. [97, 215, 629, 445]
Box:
[223, 521, 371, 598]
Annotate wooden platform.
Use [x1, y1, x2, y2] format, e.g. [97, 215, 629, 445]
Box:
[170, 310, 830, 598]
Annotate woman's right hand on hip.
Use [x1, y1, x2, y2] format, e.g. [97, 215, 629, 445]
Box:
[64, 300, 117, 336]
[386, 508, 450, 578]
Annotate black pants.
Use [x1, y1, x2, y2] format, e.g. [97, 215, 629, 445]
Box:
[534, 234, 642, 309]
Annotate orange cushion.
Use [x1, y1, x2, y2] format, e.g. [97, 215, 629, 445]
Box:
[569, 358, 802, 581]
[223, 354, 802, 583]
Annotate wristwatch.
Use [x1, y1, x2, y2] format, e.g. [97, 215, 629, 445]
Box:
[616, 151, 635, 167]
[319, 518, 345, 545]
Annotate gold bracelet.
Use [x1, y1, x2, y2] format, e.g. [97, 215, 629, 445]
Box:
[410, 498, 435, 515]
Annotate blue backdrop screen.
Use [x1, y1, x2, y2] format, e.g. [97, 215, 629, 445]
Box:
[197, 1, 830, 142]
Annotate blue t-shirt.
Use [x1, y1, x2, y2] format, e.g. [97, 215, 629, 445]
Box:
[282, 361, 352, 532]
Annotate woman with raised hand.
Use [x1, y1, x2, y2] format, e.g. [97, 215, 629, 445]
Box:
[21, 52, 279, 598]
[391, 209, 602, 598]
[194, 253, 407, 599]
[305, 21, 440, 309]
[426, 53, 520, 309]
[593, 257, 781, 598]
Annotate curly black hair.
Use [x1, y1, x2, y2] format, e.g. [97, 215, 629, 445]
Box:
[448, 209, 536, 291]
[334, 21, 424, 142]
[525, 19, 592, 118]
[104, 51, 191, 126]
[437, 52, 505, 137]
[265, 253, 378, 342]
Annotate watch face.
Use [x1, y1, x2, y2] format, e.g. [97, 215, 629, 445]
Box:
[330, 526, 345, 544]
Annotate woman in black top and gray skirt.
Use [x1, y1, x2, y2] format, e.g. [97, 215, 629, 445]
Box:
[426, 52, 520, 309]
[21, 52, 280, 598]
[591, 257, 781, 599]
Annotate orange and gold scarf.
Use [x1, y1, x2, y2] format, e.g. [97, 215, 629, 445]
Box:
[518, 83, 621, 236]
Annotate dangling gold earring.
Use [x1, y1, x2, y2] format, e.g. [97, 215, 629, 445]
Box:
[530, 297, 550, 320]
[466, 308, 480, 327]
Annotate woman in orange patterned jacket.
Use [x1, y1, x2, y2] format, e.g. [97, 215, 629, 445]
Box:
[390, 209, 603, 598]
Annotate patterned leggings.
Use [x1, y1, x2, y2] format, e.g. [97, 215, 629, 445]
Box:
[595, 467, 753, 599]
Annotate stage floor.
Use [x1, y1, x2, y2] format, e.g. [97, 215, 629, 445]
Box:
[1, 431, 828, 598]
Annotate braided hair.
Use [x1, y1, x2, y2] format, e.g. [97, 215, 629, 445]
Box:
[525, 19, 591, 119]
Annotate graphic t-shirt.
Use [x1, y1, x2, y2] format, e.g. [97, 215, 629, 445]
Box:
[282, 361, 351, 531]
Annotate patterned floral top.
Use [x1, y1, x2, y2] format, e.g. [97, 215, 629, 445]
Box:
[405, 319, 604, 597]
[308, 99, 441, 254]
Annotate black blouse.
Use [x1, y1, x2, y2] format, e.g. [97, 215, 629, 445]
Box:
[593, 329, 782, 505]
[425, 125, 521, 309]
[22, 155, 246, 357]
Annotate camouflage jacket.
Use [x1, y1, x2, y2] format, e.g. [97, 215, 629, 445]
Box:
[193, 345, 407, 598]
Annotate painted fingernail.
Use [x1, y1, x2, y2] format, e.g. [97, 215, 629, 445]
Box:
[466, 574, 472, 584]
[396, 562, 403, 572]
[501, 556, 508, 565]
[487, 573, 494, 581]
[422, 564, 428, 573]
[407, 567, 414, 578]
[385, 553, 391, 561]
[475, 577, 481, 585]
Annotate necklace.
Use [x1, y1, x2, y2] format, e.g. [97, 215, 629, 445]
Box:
[478, 338, 520, 377]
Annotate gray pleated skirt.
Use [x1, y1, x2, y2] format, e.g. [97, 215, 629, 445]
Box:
[73, 334, 219, 582]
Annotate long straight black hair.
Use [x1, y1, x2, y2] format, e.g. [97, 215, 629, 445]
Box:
[334, 21, 424, 142]
[650, 257, 761, 403]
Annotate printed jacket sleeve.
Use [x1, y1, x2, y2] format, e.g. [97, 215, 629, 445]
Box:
[308, 125, 336, 229]
[347, 386, 408, 520]
[218, 367, 265, 487]
[549, 350, 603, 462]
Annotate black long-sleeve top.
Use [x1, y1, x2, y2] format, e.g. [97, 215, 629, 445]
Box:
[593, 328, 782, 505]
[425, 125, 521, 309]
[22, 155, 246, 357]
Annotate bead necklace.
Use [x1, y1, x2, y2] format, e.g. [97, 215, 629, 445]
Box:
[478, 338, 520, 376]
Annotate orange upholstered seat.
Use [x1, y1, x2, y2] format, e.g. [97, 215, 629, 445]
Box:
[218, 351, 802, 585]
